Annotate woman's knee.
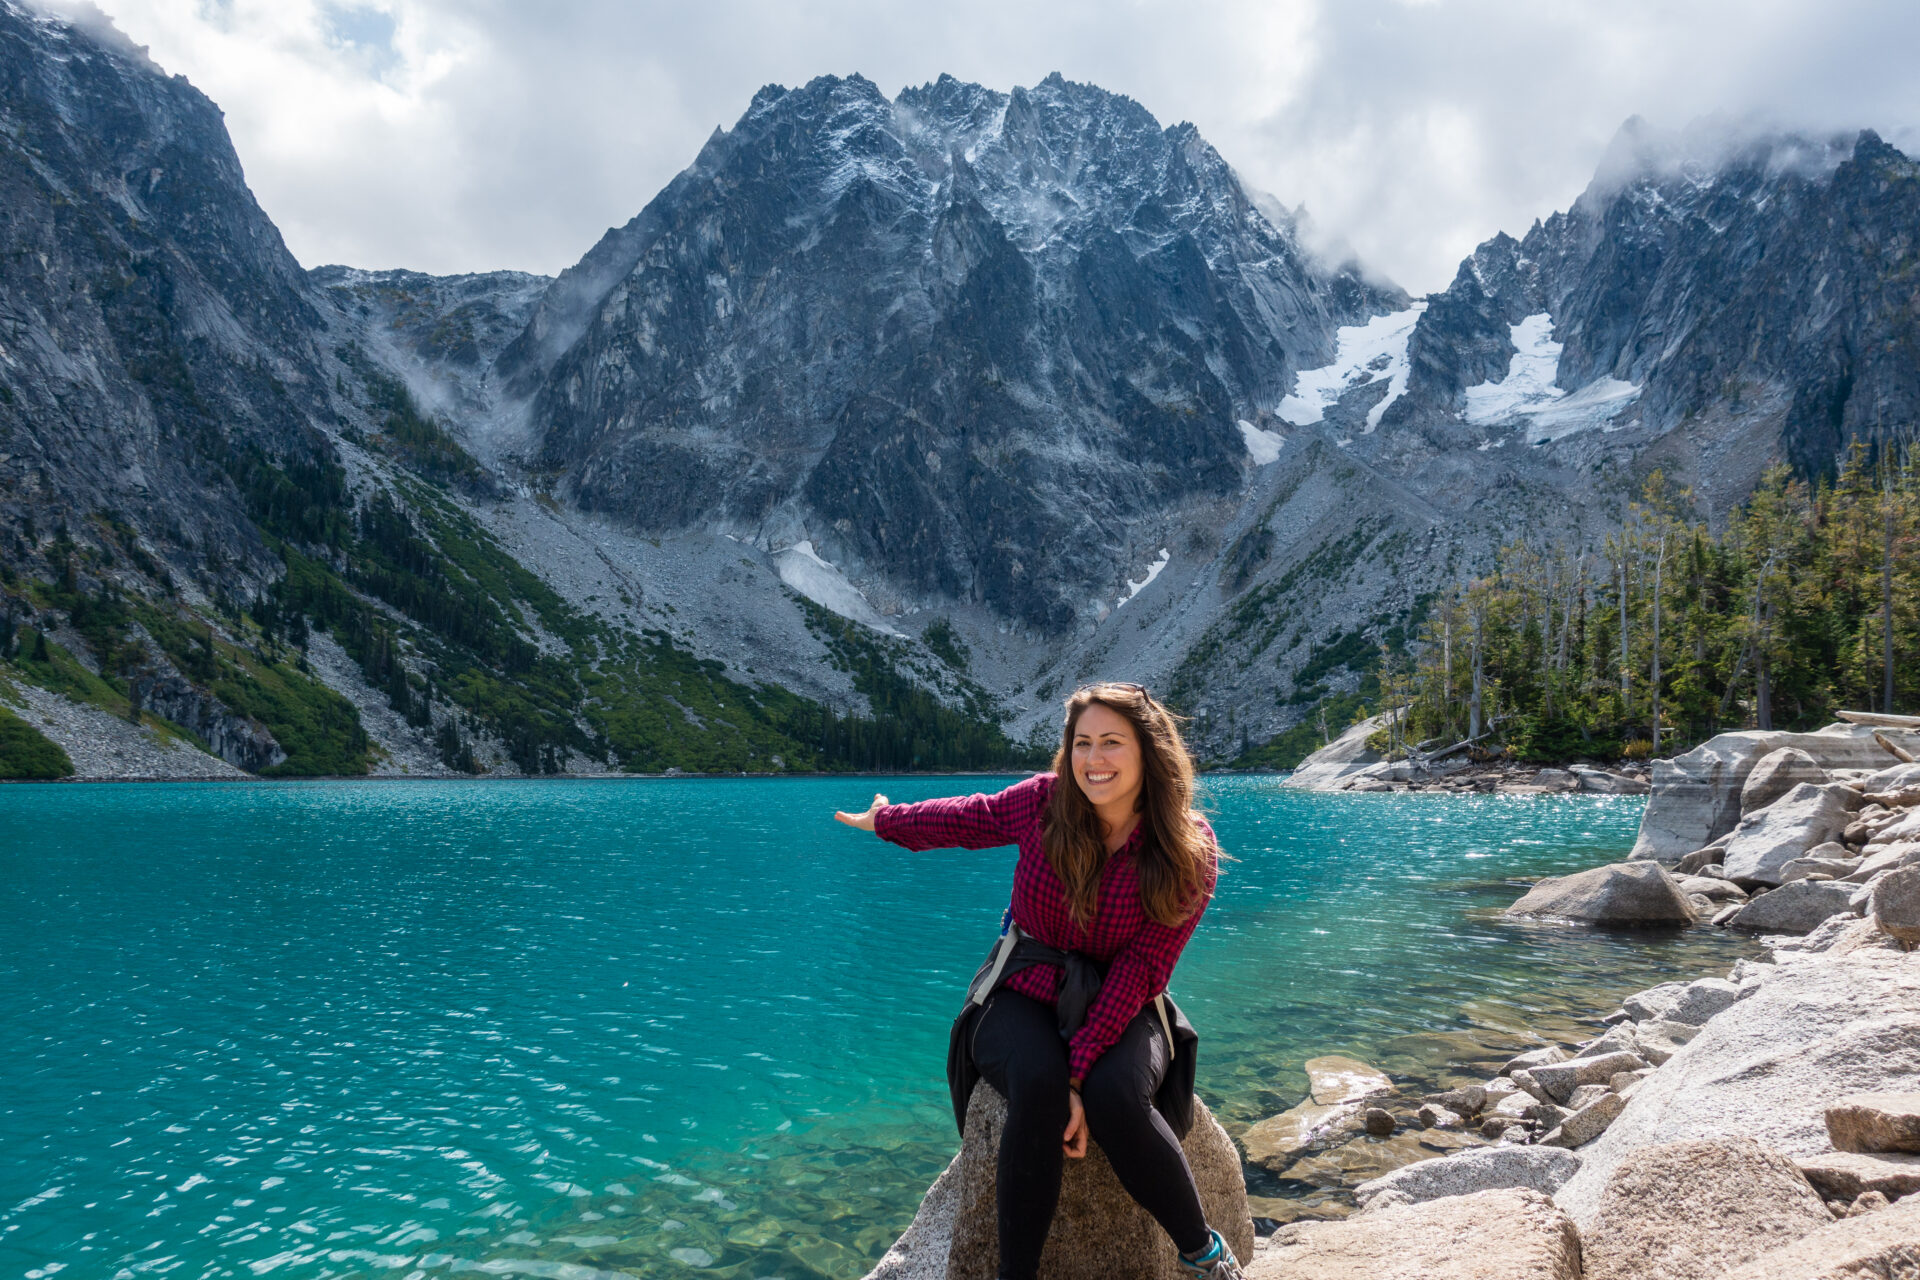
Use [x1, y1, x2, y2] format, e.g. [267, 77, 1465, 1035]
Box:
[1078, 1063, 1154, 1135]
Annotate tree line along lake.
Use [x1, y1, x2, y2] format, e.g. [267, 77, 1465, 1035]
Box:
[0, 776, 1753, 1279]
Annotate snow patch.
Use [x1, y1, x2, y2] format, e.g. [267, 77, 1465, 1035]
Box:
[1278, 303, 1426, 432]
[1237, 419, 1285, 465]
[1115, 549, 1169, 610]
[775, 541, 903, 636]
[1464, 313, 1641, 440]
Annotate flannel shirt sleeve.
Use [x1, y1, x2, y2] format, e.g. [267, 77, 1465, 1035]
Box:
[1066, 819, 1218, 1083]
[872, 773, 1051, 851]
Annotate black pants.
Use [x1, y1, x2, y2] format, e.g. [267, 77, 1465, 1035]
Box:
[970, 989, 1210, 1280]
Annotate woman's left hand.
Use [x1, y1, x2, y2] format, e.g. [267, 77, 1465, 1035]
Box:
[1062, 1088, 1087, 1159]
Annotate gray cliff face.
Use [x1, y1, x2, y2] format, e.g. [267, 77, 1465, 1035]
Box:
[0, 0, 339, 594]
[510, 73, 1404, 631]
[1380, 119, 1920, 498]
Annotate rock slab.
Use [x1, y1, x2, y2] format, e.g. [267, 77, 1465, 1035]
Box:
[1870, 865, 1920, 943]
[943, 1083, 1254, 1280]
[1741, 747, 1828, 815]
[1580, 1137, 1833, 1280]
[1350, 1144, 1581, 1209]
[1304, 1055, 1394, 1106]
[1795, 1150, 1920, 1200]
[1826, 1093, 1920, 1154]
[1505, 861, 1694, 925]
[1553, 951, 1920, 1228]
[1721, 1193, 1920, 1280]
[1250, 1188, 1581, 1280]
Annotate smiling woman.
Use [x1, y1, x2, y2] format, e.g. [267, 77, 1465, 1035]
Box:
[833, 682, 1248, 1280]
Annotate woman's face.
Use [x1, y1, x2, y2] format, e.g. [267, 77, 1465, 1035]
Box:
[1071, 702, 1144, 814]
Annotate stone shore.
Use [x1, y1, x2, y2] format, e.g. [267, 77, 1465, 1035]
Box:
[867, 720, 1920, 1278]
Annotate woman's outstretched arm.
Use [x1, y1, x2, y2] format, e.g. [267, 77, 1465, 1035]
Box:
[834, 772, 1051, 851]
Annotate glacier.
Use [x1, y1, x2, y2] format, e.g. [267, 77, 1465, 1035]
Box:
[1277, 303, 1426, 432]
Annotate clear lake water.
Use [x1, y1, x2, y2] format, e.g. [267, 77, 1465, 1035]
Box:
[0, 776, 1756, 1279]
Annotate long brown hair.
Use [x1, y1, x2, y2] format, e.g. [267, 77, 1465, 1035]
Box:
[1042, 682, 1215, 930]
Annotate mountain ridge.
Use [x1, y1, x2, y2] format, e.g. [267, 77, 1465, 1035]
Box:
[1, 0, 1915, 779]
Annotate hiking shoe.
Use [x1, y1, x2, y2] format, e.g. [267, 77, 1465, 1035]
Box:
[1179, 1228, 1247, 1278]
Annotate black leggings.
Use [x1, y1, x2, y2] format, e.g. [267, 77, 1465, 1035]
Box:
[970, 989, 1210, 1279]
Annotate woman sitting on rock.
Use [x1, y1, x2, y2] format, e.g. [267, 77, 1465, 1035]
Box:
[835, 682, 1244, 1279]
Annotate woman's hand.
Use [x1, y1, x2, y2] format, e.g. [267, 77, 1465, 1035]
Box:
[1063, 1088, 1088, 1159]
[833, 793, 890, 831]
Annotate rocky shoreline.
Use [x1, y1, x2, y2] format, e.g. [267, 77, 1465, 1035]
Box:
[867, 718, 1920, 1278]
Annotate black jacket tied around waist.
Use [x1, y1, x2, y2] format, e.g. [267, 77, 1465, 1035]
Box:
[945, 924, 1199, 1139]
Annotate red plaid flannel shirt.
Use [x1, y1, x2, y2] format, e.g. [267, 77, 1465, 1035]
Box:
[874, 772, 1216, 1082]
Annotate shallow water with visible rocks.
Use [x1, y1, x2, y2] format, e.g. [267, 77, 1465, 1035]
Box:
[0, 777, 1755, 1278]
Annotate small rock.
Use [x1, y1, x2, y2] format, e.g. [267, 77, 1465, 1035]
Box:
[1779, 854, 1864, 883]
[1661, 977, 1742, 1026]
[1631, 1019, 1701, 1067]
[1479, 1115, 1523, 1139]
[1524, 1102, 1570, 1129]
[1601, 1008, 1632, 1025]
[1541, 1093, 1625, 1149]
[1794, 1150, 1920, 1201]
[1608, 1069, 1650, 1095]
[1361, 1107, 1395, 1136]
[1711, 902, 1744, 926]
[1869, 864, 1920, 943]
[1420, 1085, 1487, 1117]
[1501, 1045, 1568, 1076]
[1566, 1083, 1613, 1111]
[1826, 1093, 1920, 1153]
[1305, 1055, 1394, 1105]
[1842, 843, 1920, 882]
[1622, 981, 1689, 1022]
[1525, 1051, 1651, 1103]
[1415, 1103, 1464, 1130]
[1846, 1190, 1892, 1216]
[1573, 1027, 1639, 1059]
[1728, 879, 1862, 934]
[1678, 874, 1747, 901]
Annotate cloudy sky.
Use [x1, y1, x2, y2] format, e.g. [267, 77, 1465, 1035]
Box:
[76, 0, 1920, 293]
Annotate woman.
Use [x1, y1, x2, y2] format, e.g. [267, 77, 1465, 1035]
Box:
[835, 682, 1246, 1280]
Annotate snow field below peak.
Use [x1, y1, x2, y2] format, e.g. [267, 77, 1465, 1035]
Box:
[1277, 303, 1425, 432]
[1464, 313, 1641, 440]
[1115, 548, 1170, 610]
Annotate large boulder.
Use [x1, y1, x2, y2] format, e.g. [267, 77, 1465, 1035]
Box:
[1579, 1137, 1832, 1280]
[1351, 1145, 1581, 1209]
[1283, 715, 1390, 791]
[1740, 747, 1828, 814]
[1721, 782, 1864, 886]
[1249, 1188, 1581, 1280]
[931, 1083, 1254, 1280]
[1630, 726, 1920, 862]
[1727, 879, 1861, 934]
[1553, 950, 1920, 1228]
[1505, 862, 1694, 925]
[1721, 1194, 1920, 1280]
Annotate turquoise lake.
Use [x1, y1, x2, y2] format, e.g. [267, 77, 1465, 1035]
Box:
[0, 778, 1754, 1279]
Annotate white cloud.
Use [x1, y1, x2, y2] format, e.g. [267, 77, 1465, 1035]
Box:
[77, 0, 1920, 290]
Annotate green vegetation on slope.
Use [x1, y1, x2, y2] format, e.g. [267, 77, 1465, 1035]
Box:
[1390, 454, 1920, 762]
[0, 703, 72, 778]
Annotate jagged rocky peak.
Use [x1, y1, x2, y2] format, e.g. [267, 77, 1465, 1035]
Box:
[1376, 117, 1919, 493]
[507, 71, 1405, 631]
